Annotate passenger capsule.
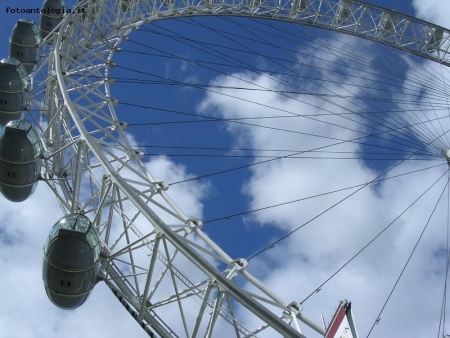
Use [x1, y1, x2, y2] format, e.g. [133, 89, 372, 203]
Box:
[0, 119, 42, 202]
[43, 214, 102, 310]
[40, 0, 66, 39]
[0, 58, 28, 126]
[9, 19, 41, 74]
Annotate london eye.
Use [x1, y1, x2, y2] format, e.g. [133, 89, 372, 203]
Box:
[0, 0, 449, 337]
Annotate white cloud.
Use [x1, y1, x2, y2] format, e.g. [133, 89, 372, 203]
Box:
[197, 22, 450, 337]
[2, 0, 450, 337]
[0, 144, 210, 337]
[412, 0, 450, 28]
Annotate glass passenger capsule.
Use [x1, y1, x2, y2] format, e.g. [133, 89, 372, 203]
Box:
[0, 58, 28, 126]
[0, 119, 42, 202]
[43, 214, 102, 310]
[40, 0, 66, 39]
[9, 19, 41, 74]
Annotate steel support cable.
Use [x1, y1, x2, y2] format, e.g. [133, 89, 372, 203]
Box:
[374, 38, 450, 94]
[202, 163, 446, 224]
[134, 19, 450, 111]
[122, 36, 445, 155]
[111, 66, 450, 108]
[118, 76, 446, 157]
[246, 130, 450, 262]
[227, 16, 450, 97]
[216, 17, 439, 152]
[439, 60, 450, 142]
[122, 35, 404, 138]
[438, 170, 450, 338]
[55, 49, 310, 338]
[334, 39, 448, 150]
[139, 22, 439, 152]
[119, 90, 446, 158]
[166, 127, 445, 187]
[275, 18, 450, 151]
[419, 64, 450, 147]
[120, 99, 448, 141]
[369, 41, 450, 149]
[173, 16, 450, 103]
[136, 144, 441, 158]
[49, 3, 450, 337]
[142, 153, 442, 161]
[247, 17, 450, 129]
[251, 16, 450, 97]
[438, 58, 450, 336]
[160, 114, 448, 186]
[366, 177, 450, 338]
[124, 104, 450, 120]
[300, 168, 450, 307]
[109, 71, 450, 109]
[294, 22, 448, 152]
[128, 113, 448, 127]
[117, 46, 450, 103]
[371, 41, 450, 151]
[134, 23, 426, 146]
[286, 17, 450, 101]
[90, 73, 450, 103]
[113, 82, 450, 106]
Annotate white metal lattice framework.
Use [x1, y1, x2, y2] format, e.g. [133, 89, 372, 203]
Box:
[30, 0, 450, 337]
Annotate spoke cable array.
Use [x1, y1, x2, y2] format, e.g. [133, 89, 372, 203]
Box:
[27, 0, 450, 337]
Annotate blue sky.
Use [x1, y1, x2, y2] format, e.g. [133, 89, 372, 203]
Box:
[1, 0, 450, 337]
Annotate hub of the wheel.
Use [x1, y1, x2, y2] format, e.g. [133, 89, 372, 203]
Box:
[443, 149, 450, 166]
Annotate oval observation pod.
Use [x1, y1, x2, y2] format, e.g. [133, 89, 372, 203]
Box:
[0, 58, 28, 126]
[40, 0, 66, 39]
[43, 214, 102, 310]
[0, 119, 42, 202]
[9, 19, 41, 74]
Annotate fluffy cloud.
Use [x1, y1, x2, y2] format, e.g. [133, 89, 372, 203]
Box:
[0, 149, 209, 337]
[197, 21, 450, 337]
[412, 0, 450, 27]
[2, 0, 450, 337]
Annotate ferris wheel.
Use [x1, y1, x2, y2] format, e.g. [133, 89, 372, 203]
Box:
[2, 0, 450, 337]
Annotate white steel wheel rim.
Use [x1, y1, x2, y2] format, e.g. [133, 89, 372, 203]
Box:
[31, 0, 450, 337]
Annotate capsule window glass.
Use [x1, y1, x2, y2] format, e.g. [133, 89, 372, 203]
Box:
[86, 227, 101, 261]
[73, 215, 90, 233]
[30, 22, 40, 38]
[13, 62, 28, 89]
[8, 119, 26, 131]
[44, 222, 60, 252]
[26, 127, 41, 158]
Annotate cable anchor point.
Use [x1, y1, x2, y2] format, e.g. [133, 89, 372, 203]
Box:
[442, 149, 450, 167]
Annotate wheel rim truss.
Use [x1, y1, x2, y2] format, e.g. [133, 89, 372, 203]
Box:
[31, 0, 450, 337]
